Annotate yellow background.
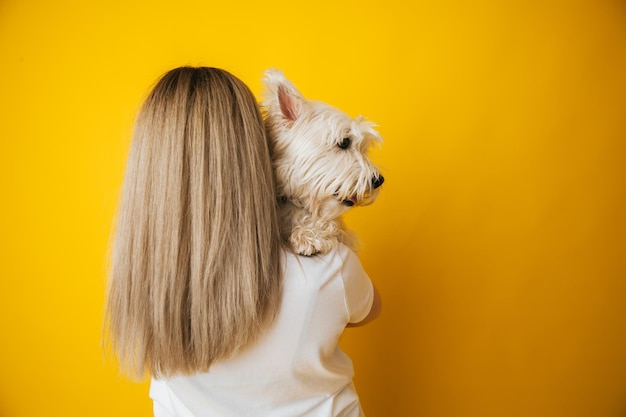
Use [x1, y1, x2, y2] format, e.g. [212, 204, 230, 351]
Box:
[1, 0, 625, 416]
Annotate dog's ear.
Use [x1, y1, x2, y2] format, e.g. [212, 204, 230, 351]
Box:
[263, 69, 305, 122]
[277, 85, 300, 122]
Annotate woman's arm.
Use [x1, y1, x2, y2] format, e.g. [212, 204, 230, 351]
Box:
[346, 285, 381, 327]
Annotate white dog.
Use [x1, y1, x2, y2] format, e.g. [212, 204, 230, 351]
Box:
[262, 69, 384, 256]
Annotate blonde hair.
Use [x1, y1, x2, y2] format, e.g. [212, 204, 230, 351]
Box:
[105, 67, 282, 379]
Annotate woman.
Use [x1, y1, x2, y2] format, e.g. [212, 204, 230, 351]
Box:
[105, 66, 380, 417]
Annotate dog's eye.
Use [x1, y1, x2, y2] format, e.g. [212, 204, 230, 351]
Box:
[338, 137, 351, 149]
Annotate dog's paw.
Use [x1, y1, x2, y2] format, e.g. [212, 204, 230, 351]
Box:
[290, 228, 337, 256]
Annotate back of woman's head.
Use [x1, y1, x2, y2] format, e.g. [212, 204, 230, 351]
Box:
[106, 66, 282, 378]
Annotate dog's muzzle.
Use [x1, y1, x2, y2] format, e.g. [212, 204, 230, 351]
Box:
[341, 174, 385, 206]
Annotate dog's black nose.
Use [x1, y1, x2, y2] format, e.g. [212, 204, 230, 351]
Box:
[372, 175, 385, 189]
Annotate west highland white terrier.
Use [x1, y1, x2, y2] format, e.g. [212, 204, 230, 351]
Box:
[262, 69, 384, 256]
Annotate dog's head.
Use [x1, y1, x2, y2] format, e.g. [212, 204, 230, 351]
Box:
[262, 69, 384, 219]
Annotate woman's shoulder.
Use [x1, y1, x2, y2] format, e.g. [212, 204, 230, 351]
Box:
[281, 243, 362, 282]
[282, 242, 355, 263]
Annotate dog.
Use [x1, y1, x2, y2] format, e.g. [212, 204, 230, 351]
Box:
[262, 69, 384, 256]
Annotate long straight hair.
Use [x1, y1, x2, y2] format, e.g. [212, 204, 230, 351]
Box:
[105, 67, 282, 379]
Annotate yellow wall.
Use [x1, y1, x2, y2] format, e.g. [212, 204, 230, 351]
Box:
[1, 0, 625, 416]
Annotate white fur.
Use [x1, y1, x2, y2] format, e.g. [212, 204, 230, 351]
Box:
[262, 69, 384, 256]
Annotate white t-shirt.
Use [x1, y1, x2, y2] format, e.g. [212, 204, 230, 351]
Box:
[150, 243, 374, 417]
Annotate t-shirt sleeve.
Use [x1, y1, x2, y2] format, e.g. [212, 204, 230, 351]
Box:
[339, 245, 374, 324]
